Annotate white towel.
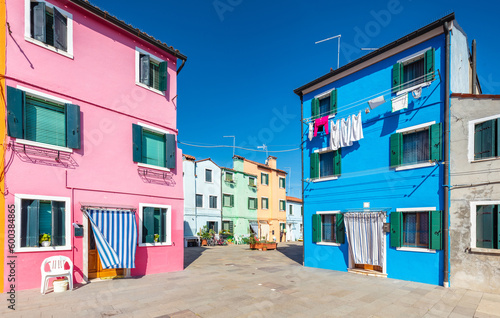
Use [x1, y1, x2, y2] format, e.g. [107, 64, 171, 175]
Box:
[329, 119, 341, 151]
[340, 117, 352, 148]
[308, 122, 314, 141]
[368, 95, 385, 110]
[392, 93, 408, 112]
[412, 87, 422, 99]
[351, 112, 364, 142]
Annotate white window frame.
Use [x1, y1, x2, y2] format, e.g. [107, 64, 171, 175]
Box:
[208, 195, 218, 210]
[279, 200, 285, 211]
[395, 47, 433, 96]
[394, 121, 437, 171]
[279, 177, 286, 189]
[395, 207, 437, 253]
[468, 114, 500, 163]
[225, 171, 234, 182]
[205, 169, 213, 183]
[261, 173, 269, 186]
[136, 122, 170, 172]
[135, 47, 165, 96]
[314, 89, 337, 119]
[248, 197, 258, 210]
[261, 197, 269, 210]
[24, 0, 74, 59]
[138, 203, 172, 247]
[195, 194, 203, 208]
[222, 193, 233, 208]
[470, 201, 500, 252]
[14, 194, 72, 252]
[312, 148, 339, 181]
[315, 211, 341, 246]
[248, 176, 257, 187]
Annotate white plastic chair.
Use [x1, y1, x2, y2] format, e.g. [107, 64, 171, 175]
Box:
[41, 256, 73, 294]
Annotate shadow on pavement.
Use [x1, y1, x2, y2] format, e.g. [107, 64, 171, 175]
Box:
[184, 246, 205, 269]
[277, 242, 303, 265]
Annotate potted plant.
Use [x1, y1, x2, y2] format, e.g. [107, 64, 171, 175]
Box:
[197, 226, 211, 246]
[154, 234, 160, 243]
[249, 234, 277, 251]
[39, 233, 51, 247]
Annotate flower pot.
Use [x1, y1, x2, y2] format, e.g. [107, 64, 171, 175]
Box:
[201, 239, 208, 246]
[41, 241, 51, 247]
[53, 279, 68, 293]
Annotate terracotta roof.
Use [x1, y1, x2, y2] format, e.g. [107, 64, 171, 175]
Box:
[451, 93, 500, 99]
[68, 0, 187, 61]
[183, 154, 196, 161]
[233, 155, 287, 174]
[286, 196, 303, 203]
[220, 167, 258, 178]
[195, 158, 220, 168]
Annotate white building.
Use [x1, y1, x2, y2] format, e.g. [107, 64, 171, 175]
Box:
[286, 196, 303, 241]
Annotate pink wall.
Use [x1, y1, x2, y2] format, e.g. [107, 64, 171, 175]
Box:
[4, 0, 184, 291]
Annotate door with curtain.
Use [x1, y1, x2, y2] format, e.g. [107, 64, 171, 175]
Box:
[88, 223, 124, 279]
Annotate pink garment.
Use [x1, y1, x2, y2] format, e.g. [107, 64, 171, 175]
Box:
[313, 116, 330, 137]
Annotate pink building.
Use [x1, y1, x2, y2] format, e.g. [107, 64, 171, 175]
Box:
[4, 0, 187, 291]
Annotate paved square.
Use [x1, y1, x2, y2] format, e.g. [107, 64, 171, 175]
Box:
[2, 242, 500, 317]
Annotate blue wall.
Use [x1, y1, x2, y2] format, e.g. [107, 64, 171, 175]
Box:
[302, 35, 446, 286]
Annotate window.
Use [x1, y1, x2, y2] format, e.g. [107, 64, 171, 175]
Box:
[7, 86, 81, 149]
[205, 169, 213, 183]
[279, 200, 285, 211]
[289, 204, 293, 215]
[310, 150, 341, 179]
[132, 123, 176, 170]
[475, 205, 499, 249]
[390, 123, 441, 168]
[301, 206, 303, 216]
[279, 177, 286, 189]
[15, 194, 70, 251]
[222, 221, 233, 233]
[261, 173, 269, 185]
[209, 196, 217, 209]
[392, 48, 434, 93]
[261, 198, 269, 210]
[196, 194, 203, 208]
[207, 221, 218, 233]
[223, 194, 234, 208]
[225, 171, 234, 182]
[390, 210, 442, 250]
[248, 198, 258, 210]
[474, 119, 499, 160]
[136, 48, 168, 93]
[141, 206, 170, 244]
[312, 213, 344, 244]
[249, 177, 256, 187]
[26, 0, 73, 57]
[310, 89, 338, 120]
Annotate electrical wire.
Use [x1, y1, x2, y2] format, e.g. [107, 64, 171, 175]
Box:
[178, 141, 300, 153]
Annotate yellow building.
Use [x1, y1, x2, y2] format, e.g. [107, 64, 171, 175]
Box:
[234, 155, 287, 242]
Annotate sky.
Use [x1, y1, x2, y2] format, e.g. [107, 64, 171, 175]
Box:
[90, 0, 500, 198]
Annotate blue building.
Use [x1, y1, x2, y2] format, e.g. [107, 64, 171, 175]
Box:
[294, 14, 475, 286]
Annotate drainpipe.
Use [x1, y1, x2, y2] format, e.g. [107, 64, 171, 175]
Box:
[443, 21, 451, 288]
[300, 94, 305, 266]
[472, 40, 477, 94]
[177, 58, 187, 75]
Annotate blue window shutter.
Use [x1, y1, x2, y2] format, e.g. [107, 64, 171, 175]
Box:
[27, 200, 40, 247]
[7, 86, 24, 138]
[51, 201, 65, 246]
[330, 89, 338, 115]
[159, 61, 168, 91]
[390, 133, 402, 167]
[53, 7, 67, 51]
[392, 63, 402, 93]
[140, 54, 150, 85]
[65, 104, 80, 149]
[429, 210, 442, 250]
[143, 207, 155, 243]
[132, 124, 143, 163]
[336, 213, 345, 244]
[33, 2, 46, 42]
[424, 48, 435, 82]
[429, 123, 442, 161]
[166, 134, 176, 169]
[390, 212, 402, 248]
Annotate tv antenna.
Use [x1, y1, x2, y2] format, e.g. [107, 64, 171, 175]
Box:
[315, 34, 341, 69]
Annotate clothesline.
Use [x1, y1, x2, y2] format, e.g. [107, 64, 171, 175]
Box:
[302, 70, 439, 123]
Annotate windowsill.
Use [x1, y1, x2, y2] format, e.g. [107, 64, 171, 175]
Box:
[139, 242, 172, 247]
[470, 247, 500, 255]
[137, 163, 170, 172]
[25, 37, 73, 59]
[316, 242, 341, 246]
[396, 247, 436, 253]
[15, 138, 73, 153]
[14, 246, 71, 253]
[471, 157, 500, 164]
[396, 81, 432, 96]
[225, 180, 235, 183]
[395, 161, 436, 171]
[312, 176, 339, 182]
[135, 82, 165, 96]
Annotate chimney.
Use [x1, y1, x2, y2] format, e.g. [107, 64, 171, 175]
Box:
[266, 156, 277, 169]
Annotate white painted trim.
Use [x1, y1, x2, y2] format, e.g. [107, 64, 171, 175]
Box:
[138, 203, 172, 247]
[396, 207, 437, 212]
[136, 47, 164, 63]
[208, 195, 218, 210]
[397, 46, 432, 64]
[279, 177, 286, 189]
[16, 85, 72, 104]
[470, 247, 500, 255]
[395, 162, 436, 171]
[316, 242, 341, 247]
[135, 47, 165, 96]
[137, 122, 170, 136]
[205, 169, 214, 183]
[196, 194, 203, 208]
[467, 114, 500, 162]
[314, 88, 335, 99]
[396, 247, 436, 253]
[316, 211, 341, 214]
[396, 81, 432, 97]
[396, 121, 436, 134]
[15, 138, 73, 153]
[135, 82, 165, 96]
[261, 197, 269, 210]
[314, 147, 332, 154]
[469, 201, 500, 249]
[24, 0, 74, 59]
[14, 194, 72, 252]
[137, 163, 170, 172]
[312, 176, 339, 182]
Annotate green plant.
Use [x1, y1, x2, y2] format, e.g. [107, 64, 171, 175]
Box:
[241, 237, 250, 244]
[154, 234, 160, 242]
[39, 233, 51, 244]
[249, 234, 258, 244]
[197, 226, 212, 239]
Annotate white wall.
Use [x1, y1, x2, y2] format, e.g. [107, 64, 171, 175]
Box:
[183, 159, 196, 236]
[286, 200, 303, 241]
[194, 160, 222, 233]
[450, 23, 471, 94]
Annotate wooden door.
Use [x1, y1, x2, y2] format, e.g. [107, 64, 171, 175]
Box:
[355, 264, 383, 272]
[88, 225, 124, 279]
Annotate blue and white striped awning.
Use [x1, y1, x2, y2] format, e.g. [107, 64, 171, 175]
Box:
[86, 209, 138, 269]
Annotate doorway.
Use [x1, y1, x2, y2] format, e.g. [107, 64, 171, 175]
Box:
[88, 222, 124, 279]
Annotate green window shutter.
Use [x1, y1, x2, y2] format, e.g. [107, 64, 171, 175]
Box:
[230, 195, 234, 207]
[248, 198, 251, 209]
[159, 61, 168, 91]
[166, 134, 176, 169]
[497, 119, 500, 157]
[312, 214, 321, 243]
[429, 210, 442, 250]
[333, 149, 341, 176]
[140, 54, 150, 85]
[476, 205, 494, 248]
[310, 152, 319, 179]
[143, 207, 155, 243]
[390, 212, 402, 248]
[65, 104, 81, 149]
[160, 208, 167, 243]
[311, 98, 319, 119]
[390, 133, 402, 167]
[132, 124, 143, 163]
[53, 7, 67, 51]
[392, 63, 402, 93]
[330, 89, 338, 115]
[429, 123, 442, 161]
[51, 201, 65, 246]
[336, 213, 345, 244]
[33, 2, 46, 42]
[474, 122, 483, 160]
[215, 222, 218, 233]
[39, 201, 52, 239]
[7, 86, 24, 139]
[497, 206, 500, 249]
[424, 48, 435, 82]
[26, 97, 65, 147]
[475, 120, 496, 160]
[27, 200, 40, 247]
[229, 221, 234, 233]
[142, 130, 166, 167]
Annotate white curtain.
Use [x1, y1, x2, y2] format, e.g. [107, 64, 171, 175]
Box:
[344, 212, 386, 266]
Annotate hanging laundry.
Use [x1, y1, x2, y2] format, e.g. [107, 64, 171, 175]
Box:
[313, 115, 329, 137]
[392, 93, 408, 112]
[329, 119, 341, 151]
[351, 111, 364, 142]
[368, 95, 385, 110]
[308, 122, 314, 141]
[340, 116, 352, 148]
